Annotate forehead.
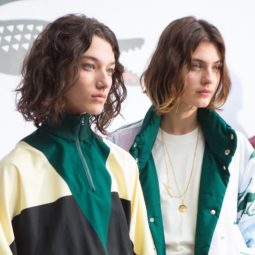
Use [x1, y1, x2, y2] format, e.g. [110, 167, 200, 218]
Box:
[82, 35, 115, 63]
[192, 41, 221, 62]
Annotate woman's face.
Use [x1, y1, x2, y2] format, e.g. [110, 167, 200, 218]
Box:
[64, 35, 115, 115]
[180, 41, 222, 109]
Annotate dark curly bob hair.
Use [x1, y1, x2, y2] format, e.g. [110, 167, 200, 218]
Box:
[16, 13, 126, 134]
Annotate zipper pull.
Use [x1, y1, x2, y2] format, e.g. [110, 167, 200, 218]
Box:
[81, 116, 85, 126]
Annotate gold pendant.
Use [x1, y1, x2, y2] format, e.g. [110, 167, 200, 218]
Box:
[178, 204, 187, 213]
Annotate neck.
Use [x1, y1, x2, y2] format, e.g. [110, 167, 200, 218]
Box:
[161, 105, 198, 135]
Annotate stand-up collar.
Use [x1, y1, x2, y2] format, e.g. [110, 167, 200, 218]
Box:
[42, 114, 93, 142]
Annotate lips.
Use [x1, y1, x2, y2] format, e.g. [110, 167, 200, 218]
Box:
[197, 89, 211, 96]
[91, 93, 107, 101]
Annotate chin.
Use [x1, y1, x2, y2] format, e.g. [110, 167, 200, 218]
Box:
[197, 104, 210, 108]
[88, 108, 104, 116]
[195, 100, 211, 108]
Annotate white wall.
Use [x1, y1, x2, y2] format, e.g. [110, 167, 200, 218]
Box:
[1, 0, 255, 158]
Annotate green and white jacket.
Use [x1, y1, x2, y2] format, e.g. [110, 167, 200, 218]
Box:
[0, 114, 155, 255]
[111, 106, 255, 255]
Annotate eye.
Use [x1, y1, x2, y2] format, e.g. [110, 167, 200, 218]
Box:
[82, 63, 95, 71]
[106, 67, 115, 76]
[190, 62, 201, 70]
[213, 63, 223, 72]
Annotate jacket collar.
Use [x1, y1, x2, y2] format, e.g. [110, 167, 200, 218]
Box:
[41, 114, 93, 142]
[198, 108, 237, 165]
[133, 106, 237, 167]
[130, 106, 160, 169]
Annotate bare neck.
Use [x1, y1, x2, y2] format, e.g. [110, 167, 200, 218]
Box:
[160, 106, 199, 135]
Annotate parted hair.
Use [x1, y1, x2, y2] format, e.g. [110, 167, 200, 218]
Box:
[16, 13, 126, 134]
[141, 16, 231, 113]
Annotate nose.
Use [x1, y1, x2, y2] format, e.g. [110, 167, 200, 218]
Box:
[202, 68, 217, 85]
[96, 69, 112, 90]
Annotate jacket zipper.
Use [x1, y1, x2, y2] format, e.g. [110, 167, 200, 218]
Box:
[75, 116, 96, 191]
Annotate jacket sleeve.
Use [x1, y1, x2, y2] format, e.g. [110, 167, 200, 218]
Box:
[108, 121, 142, 152]
[0, 158, 18, 255]
[237, 133, 255, 248]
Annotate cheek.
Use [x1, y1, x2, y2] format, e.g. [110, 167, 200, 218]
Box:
[185, 72, 198, 84]
[106, 79, 113, 92]
[212, 72, 219, 81]
[184, 75, 198, 92]
[213, 75, 221, 90]
[107, 76, 113, 88]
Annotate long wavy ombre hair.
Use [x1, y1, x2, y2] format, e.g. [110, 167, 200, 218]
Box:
[16, 14, 126, 134]
[141, 16, 231, 114]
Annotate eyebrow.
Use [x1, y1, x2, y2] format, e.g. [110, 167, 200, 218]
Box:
[192, 58, 222, 64]
[80, 55, 116, 65]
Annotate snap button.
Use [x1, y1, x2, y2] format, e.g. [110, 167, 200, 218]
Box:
[210, 209, 216, 215]
[149, 217, 155, 223]
[225, 149, 230, 156]
[230, 134, 234, 140]
[133, 143, 137, 148]
[222, 165, 227, 171]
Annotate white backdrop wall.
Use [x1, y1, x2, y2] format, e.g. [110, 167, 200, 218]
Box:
[0, 0, 255, 158]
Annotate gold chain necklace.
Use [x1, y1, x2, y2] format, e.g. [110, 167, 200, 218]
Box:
[160, 127, 200, 213]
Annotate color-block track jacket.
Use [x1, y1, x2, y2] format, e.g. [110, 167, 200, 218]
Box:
[0, 114, 156, 255]
[110, 106, 255, 255]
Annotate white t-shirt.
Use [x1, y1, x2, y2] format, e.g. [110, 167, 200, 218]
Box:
[152, 127, 205, 255]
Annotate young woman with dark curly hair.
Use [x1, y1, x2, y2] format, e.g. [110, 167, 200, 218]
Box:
[0, 13, 155, 255]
